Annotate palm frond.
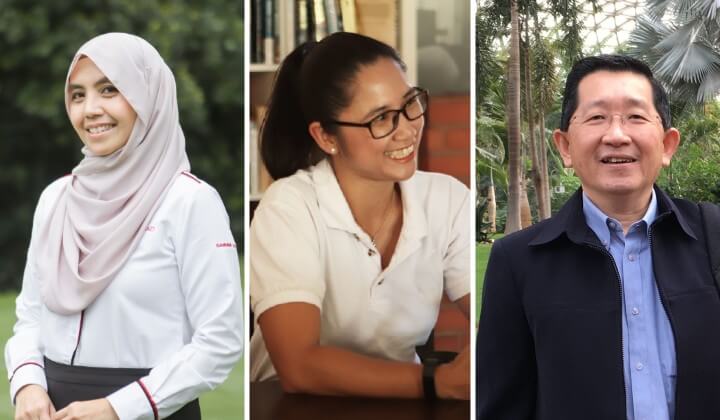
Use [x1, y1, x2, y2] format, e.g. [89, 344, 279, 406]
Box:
[645, 0, 676, 19]
[697, 69, 720, 101]
[654, 18, 695, 50]
[627, 16, 669, 63]
[692, 0, 720, 20]
[654, 32, 720, 84]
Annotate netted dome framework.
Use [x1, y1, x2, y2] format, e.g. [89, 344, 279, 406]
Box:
[580, 0, 643, 51]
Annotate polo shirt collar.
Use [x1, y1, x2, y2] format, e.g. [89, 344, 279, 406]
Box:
[312, 159, 359, 234]
[311, 159, 428, 243]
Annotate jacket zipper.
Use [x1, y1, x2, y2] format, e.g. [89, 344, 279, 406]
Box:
[648, 218, 679, 420]
[585, 242, 627, 415]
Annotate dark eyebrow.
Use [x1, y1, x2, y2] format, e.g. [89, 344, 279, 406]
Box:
[623, 97, 651, 108]
[360, 87, 418, 120]
[361, 105, 389, 121]
[67, 77, 112, 91]
[582, 97, 650, 110]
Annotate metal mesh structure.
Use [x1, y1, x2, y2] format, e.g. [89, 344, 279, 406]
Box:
[579, 0, 643, 52]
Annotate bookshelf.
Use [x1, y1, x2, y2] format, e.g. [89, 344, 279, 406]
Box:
[249, 0, 418, 200]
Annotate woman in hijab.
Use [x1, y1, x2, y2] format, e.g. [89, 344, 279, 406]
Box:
[5, 33, 243, 420]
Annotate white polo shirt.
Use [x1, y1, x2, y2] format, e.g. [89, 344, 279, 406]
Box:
[5, 172, 243, 420]
[249, 159, 470, 381]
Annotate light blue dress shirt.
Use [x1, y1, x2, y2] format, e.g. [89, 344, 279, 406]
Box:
[582, 191, 676, 420]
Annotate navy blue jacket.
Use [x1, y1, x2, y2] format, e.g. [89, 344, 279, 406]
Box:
[477, 187, 720, 420]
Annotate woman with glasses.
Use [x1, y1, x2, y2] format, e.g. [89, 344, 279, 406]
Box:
[250, 32, 470, 400]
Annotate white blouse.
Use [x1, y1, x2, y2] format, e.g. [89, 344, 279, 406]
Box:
[249, 160, 470, 381]
[5, 172, 243, 420]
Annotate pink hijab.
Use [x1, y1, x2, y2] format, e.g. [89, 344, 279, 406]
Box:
[38, 33, 190, 315]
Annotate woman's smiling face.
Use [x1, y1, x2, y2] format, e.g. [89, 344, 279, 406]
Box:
[327, 57, 426, 183]
[67, 57, 137, 156]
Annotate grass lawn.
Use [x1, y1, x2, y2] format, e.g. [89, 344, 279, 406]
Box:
[0, 292, 243, 419]
[476, 242, 492, 324]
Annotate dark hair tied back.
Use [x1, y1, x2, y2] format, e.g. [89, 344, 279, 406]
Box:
[260, 32, 405, 180]
[301, 41, 318, 58]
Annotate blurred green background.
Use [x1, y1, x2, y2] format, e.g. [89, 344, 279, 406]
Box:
[0, 1, 244, 417]
[0, 0, 244, 288]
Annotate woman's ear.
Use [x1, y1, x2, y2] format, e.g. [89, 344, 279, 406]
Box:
[308, 121, 338, 155]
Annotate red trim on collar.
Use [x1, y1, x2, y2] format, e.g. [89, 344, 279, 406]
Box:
[181, 171, 201, 184]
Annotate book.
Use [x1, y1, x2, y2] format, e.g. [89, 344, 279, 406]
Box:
[339, 0, 357, 33]
[295, 0, 309, 45]
[325, 0, 341, 33]
[263, 0, 275, 64]
[355, 0, 397, 48]
[278, 0, 295, 60]
[251, 0, 264, 63]
[312, 0, 328, 41]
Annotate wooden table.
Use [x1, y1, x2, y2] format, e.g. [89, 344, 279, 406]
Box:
[250, 381, 470, 420]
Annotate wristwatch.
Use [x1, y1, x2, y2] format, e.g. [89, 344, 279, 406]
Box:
[422, 359, 438, 400]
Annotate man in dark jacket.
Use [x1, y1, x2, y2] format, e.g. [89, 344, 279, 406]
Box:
[477, 55, 720, 420]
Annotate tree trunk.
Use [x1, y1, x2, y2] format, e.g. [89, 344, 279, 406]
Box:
[531, 12, 553, 219]
[504, 0, 522, 234]
[488, 171, 497, 233]
[524, 30, 551, 221]
[520, 179, 533, 229]
[538, 106, 552, 216]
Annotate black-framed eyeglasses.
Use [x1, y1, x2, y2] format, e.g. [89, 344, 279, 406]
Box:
[324, 87, 429, 139]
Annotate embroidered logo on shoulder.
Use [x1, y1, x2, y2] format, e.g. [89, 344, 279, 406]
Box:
[216, 242, 237, 248]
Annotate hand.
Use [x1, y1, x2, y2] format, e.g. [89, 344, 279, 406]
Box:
[52, 399, 119, 420]
[435, 345, 470, 400]
[14, 384, 56, 420]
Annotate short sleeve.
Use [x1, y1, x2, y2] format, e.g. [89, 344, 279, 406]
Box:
[442, 180, 471, 301]
[250, 185, 326, 318]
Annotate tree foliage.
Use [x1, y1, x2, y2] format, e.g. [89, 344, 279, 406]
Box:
[0, 0, 244, 289]
[658, 102, 720, 202]
[627, 0, 720, 105]
[477, 0, 585, 232]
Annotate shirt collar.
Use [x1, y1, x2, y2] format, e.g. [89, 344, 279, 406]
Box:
[529, 185, 696, 247]
[582, 190, 657, 243]
[311, 159, 428, 242]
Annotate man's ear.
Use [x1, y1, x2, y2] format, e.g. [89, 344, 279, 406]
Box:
[308, 121, 338, 155]
[661, 127, 680, 167]
[553, 129, 573, 168]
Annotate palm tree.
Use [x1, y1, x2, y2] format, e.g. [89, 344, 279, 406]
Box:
[505, 0, 523, 233]
[628, 0, 720, 104]
[477, 45, 507, 236]
[478, 0, 587, 233]
[477, 111, 507, 234]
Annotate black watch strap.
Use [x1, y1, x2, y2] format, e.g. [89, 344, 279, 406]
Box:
[422, 361, 437, 400]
